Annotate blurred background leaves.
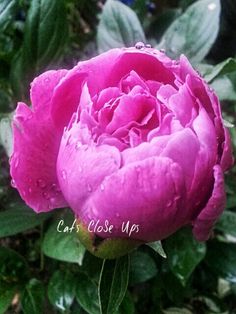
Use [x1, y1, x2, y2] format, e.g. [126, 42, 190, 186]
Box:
[0, 0, 236, 313]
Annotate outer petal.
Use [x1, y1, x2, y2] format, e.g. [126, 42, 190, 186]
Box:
[192, 165, 226, 241]
[10, 70, 68, 212]
[220, 127, 234, 171]
[57, 123, 121, 212]
[79, 157, 187, 242]
[30, 69, 67, 112]
[160, 128, 200, 190]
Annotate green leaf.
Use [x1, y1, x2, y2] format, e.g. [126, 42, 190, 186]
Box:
[42, 211, 85, 264]
[23, 0, 68, 67]
[216, 211, 236, 237]
[0, 247, 29, 286]
[0, 0, 18, 31]
[129, 251, 157, 285]
[79, 252, 103, 281]
[0, 284, 16, 314]
[204, 58, 236, 82]
[98, 255, 130, 314]
[0, 114, 13, 157]
[146, 241, 167, 258]
[0, 203, 51, 238]
[21, 279, 45, 314]
[97, 0, 145, 53]
[163, 308, 193, 314]
[118, 291, 135, 314]
[48, 270, 76, 312]
[158, 0, 221, 63]
[165, 228, 206, 285]
[206, 242, 236, 283]
[161, 270, 193, 304]
[75, 273, 100, 314]
[11, 0, 68, 98]
[210, 72, 236, 101]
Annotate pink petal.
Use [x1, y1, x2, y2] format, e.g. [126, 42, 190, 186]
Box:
[106, 93, 158, 133]
[192, 165, 226, 241]
[10, 103, 67, 212]
[10, 70, 68, 212]
[79, 156, 187, 242]
[51, 48, 176, 129]
[30, 70, 67, 112]
[168, 83, 197, 126]
[160, 128, 200, 190]
[57, 123, 121, 212]
[220, 127, 234, 171]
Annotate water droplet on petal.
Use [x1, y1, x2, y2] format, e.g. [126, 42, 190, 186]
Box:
[44, 77, 50, 84]
[100, 184, 105, 191]
[43, 191, 50, 200]
[11, 179, 16, 188]
[51, 184, 60, 195]
[87, 183, 92, 192]
[135, 42, 145, 50]
[61, 170, 67, 180]
[14, 157, 19, 168]
[145, 43, 152, 48]
[160, 48, 166, 53]
[28, 188, 32, 193]
[37, 179, 46, 188]
[75, 142, 82, 150]
[174, 195, 181, 202]
[50, 197, 57, 205]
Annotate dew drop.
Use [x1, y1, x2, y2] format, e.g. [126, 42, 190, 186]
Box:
[145, 43, 152, 48]
[174, 195, 181, 202]
[135, 42, 145, 50]
[75, 142, 82, 150]
[43, 191, 50, 200]
[87, 183, 92, 192]
[61, 170, 67, 180]
[160, 48, 166, 53]
[37, 179, 46, 188]
[11, 179, 16, 188]
[44, 77, 50, 84]
[100, 184, 105, 191]
[14, 157, 19, 168]
[50, 197, 57, 204]
[51, 183, 60, 193]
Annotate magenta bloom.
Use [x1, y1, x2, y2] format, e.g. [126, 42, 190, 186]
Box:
[10, 47, 234, 243]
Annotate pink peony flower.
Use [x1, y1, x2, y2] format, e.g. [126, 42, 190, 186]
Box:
[10, 47, 234, 245]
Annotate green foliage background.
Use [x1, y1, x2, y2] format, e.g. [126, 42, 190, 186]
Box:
[0, 0, 236, 313]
